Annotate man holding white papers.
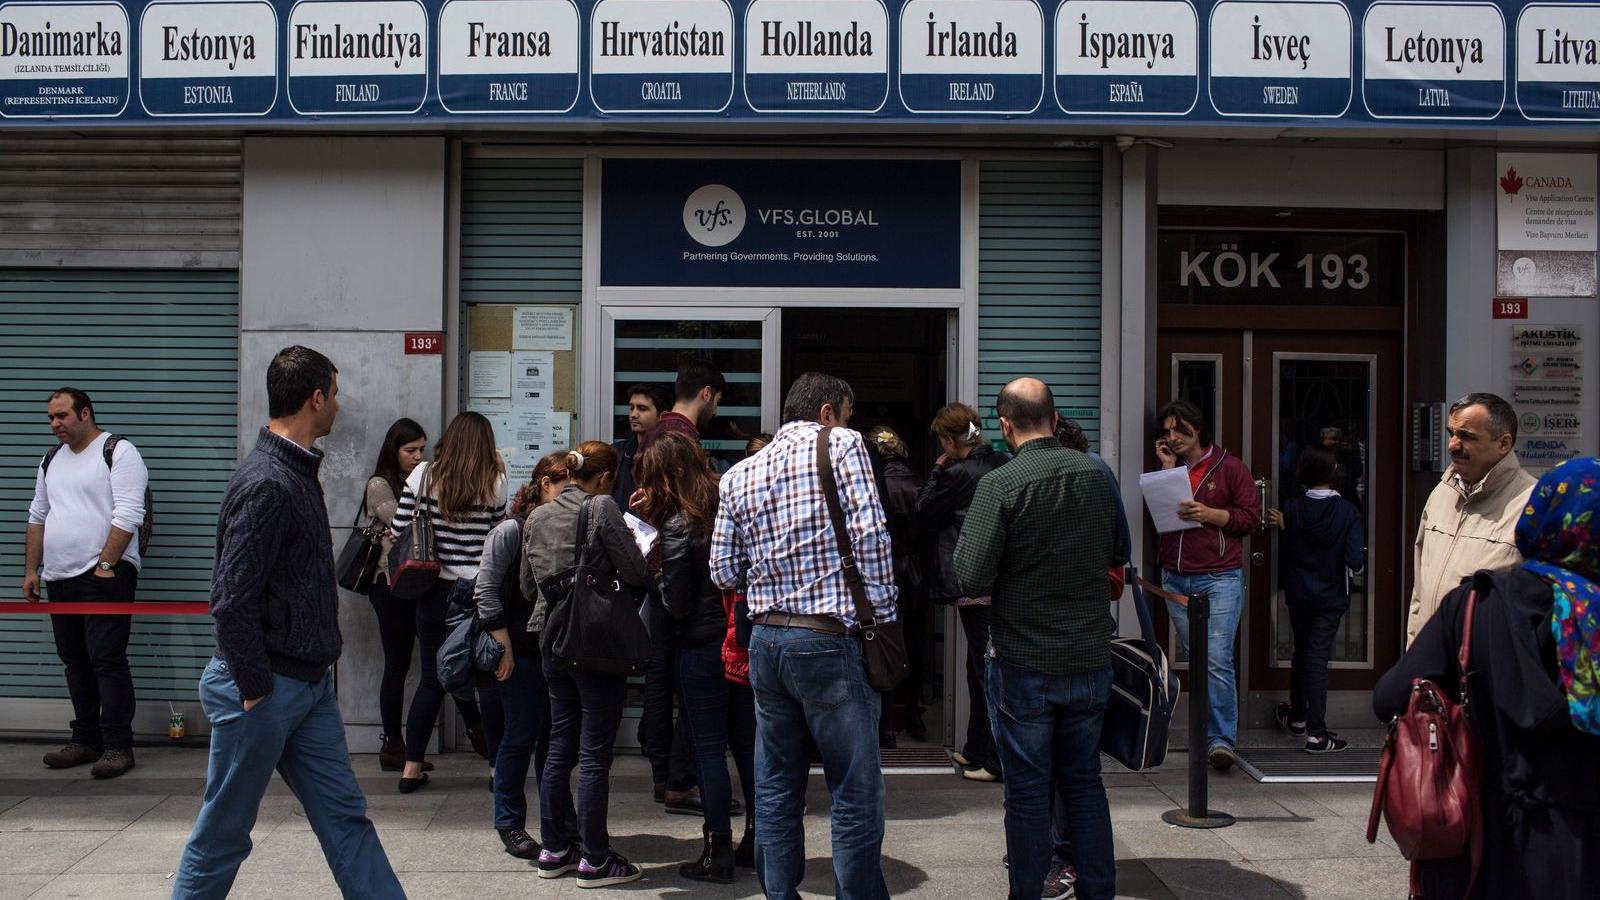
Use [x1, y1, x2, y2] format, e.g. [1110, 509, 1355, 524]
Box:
[1151, 400, 1261, 772]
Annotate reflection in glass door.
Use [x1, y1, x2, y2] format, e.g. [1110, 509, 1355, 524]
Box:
[601, 307, 780, 468]
[1269, 354, 1376, 668]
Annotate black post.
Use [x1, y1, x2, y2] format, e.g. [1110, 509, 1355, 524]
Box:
[1162, 590, 1235, 829]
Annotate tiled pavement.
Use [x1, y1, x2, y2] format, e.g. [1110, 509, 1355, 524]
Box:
[0, 742, 1407, 899]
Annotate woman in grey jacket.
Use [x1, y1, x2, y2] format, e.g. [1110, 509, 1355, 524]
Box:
[520, 441, 649, 888]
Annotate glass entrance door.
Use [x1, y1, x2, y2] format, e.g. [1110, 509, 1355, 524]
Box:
[601, 307, 782, 465]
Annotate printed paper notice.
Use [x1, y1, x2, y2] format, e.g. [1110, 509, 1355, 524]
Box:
[1140, 466, 1200, 534]
[513, 306, 574, 350]
[1496, 152, 1598, 297]
[513, 351, 555, 410]
[469, 351, 511, 398]
[468, 397, 511, 417]
[624, 512, 659, 558]
[550, 411, 571, 449]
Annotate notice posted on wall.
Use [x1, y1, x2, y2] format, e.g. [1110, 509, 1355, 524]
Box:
[513, 306, 573, 351]
[469, 351, 511, 398]
[1511, 324, 1586, 469]
[1496, 152, 1598, 298]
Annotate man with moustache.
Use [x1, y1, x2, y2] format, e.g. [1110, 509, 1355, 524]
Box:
[1408, 392, 1537, 646]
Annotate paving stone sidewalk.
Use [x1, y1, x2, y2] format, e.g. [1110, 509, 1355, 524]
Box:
[0, 742, 1407, 899]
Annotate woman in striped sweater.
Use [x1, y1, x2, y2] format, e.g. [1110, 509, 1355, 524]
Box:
[390, 411, 508, 793]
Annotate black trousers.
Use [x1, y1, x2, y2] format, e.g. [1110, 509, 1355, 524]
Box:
[46, 561, 138, 751]
[404, 579, 481, 763]
[957, 603, 996, 769]
[640, 595, 697, 791]
[366, 579, 416, 738]
[1288, 605, 1345, 739]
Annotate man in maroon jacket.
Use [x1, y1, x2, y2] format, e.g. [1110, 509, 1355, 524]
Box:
[639, 358, 726, 454]
[1153, 399, 1261, 771]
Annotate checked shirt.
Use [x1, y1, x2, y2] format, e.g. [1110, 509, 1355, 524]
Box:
[711, 420, 898, 628]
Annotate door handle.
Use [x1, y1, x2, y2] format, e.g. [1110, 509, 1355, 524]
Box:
[1251, 551, 1266, 567]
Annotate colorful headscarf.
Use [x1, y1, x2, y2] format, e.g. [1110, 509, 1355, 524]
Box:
[1516, 456, 1600, 736]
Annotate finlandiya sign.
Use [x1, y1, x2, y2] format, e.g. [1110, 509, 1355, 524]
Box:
[1496, 151, 1598, 298]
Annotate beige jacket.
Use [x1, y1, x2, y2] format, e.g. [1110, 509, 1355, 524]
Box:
[1407, 452, 1536, 646]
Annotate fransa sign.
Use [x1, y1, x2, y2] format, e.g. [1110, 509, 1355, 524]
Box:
[4, 0, 1600, 126]
[600, 158, 960, 289]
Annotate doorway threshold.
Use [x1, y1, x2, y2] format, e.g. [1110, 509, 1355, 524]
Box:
[1233, 746, 1380, 783]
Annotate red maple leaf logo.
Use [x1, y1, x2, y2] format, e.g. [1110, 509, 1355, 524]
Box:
[1500, 166, 1524, 199]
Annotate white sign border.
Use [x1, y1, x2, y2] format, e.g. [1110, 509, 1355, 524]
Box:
[588, 0, 736, 115]
[897, 0, 1045, 116]
[435, 0, 581, 115]
[1514, 2, 1600, 123]
[284, 0, 430, 117]
[1206, 0, 1355, 120]
[137, 0, 280, 119]
[1053, 0, 1201, 117]
[1359, 0, 1505, 121]
[742, 0, 891, 115]
[0, 0, 132, 119]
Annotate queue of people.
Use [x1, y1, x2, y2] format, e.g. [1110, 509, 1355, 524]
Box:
[21, 342, 1596, 900]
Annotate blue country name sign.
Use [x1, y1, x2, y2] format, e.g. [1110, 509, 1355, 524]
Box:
[1516, 3, 1600, 121]
[1055, 0, 1199, 114]
[589, 0, 734, 113]
[0, 1, 129, 117]
[438, 0, 579, 113]
[898, 0, 1044, 114]
[139, 0, 277, 116]
[286, 0, 428, 114]
[1362, 2, 1504, 119]
[744, 0, 890, 112]
[1209, 0, 1353, 116]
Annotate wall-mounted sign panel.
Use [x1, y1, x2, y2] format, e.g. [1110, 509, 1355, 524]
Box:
[599, 157, 961, 288]
[5, 0, 1600, 128]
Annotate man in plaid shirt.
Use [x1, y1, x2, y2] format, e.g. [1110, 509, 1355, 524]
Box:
[711, 372, 898, 900]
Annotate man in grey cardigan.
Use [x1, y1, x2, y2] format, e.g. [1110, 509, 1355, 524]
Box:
[172, 346, 403, 900]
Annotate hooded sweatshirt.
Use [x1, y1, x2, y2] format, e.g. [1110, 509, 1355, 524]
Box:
[1280, 490, 1365, 610]
[1156, 446, 1260, 574]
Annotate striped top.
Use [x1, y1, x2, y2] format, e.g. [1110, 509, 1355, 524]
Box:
[390, 461, 508, 581]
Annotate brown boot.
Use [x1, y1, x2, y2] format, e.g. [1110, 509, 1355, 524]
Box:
[379, 735, 432, 772]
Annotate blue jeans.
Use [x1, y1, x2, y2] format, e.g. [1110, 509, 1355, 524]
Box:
[678, 639, 756, 834]
[539, 660, 626, 865]
[749, 624, 887, 900]
[986, 657, 1114, 900]
[493, 648, 551, 831]
[1162, 569, 1244, 751]
[173, 658, 402, 900]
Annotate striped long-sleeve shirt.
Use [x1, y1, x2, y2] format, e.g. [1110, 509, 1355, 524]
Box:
[390, 461, 507, 581]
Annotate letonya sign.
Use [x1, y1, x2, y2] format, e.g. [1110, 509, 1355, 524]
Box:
[599, 157, 960, 288]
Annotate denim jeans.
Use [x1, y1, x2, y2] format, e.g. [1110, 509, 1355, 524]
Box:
[1288, 606, 1345, 738]
[986, 657, 1114, 900]
[678, 639, 756, 834]
[540, 660, 626, 865]
[173, 658, 402, 900]
[1162, 569, 1244, 751]
[493, 649, 552, 831]
[46, 562, 137, 751]
[749, 624, 887, 900]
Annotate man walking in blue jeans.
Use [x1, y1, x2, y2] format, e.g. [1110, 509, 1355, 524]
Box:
[1152, 399, 1261, 771]
[955, 378, 1128, 900]
[172, 346, 403, 900]
[711, 372, 898, 900]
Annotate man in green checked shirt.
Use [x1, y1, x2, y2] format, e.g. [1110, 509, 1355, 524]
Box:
[954, 377, 1128, 900]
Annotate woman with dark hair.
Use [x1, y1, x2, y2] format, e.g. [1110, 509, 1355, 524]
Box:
[474, 451, 568, 860]
[1374, 457, 1600, 899]
[867, 425, 927, 745]
[521, 441, 648, 888]
[634, 432, 756, 883]
[916, 402, 1009, 781]
[1266, 445, 1365, 753]
[365, 417, 428, 771]
[390, 411, 507, 792]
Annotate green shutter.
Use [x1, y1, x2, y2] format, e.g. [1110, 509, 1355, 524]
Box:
[0, 270, 238, 701]
[461, 157, 584, 303]
[978, 159, 1102, 448]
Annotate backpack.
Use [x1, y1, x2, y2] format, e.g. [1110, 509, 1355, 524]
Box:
[42, 434, 155, 557]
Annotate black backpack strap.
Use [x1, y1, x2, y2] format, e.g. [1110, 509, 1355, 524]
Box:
[41, 444, 63, 476]
[102, 434, 121, 468]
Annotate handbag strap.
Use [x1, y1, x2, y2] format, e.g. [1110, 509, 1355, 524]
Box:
[1458, 588, 1478, 704]
[573, 494, 592, 568]
[816, 427, 876, 629]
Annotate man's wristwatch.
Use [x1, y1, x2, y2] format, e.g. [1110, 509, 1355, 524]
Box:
[96, 561, 114, 573]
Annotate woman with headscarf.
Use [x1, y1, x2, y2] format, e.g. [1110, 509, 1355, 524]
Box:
[1373, 456, 1600, 899]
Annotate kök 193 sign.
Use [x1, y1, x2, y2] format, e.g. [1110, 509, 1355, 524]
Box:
[599, 157, 961, 289]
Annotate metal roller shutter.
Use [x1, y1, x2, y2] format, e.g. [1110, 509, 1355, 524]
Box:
[0, 137, 241, 270]
[0, 270, 238, 702]
[460, 156, 584, 303]
[978, 159, 1103, 446]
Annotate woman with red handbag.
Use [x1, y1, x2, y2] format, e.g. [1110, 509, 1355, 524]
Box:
[1374, 457, 1600, 899]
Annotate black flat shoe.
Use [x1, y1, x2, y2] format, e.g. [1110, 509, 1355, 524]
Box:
[398, 772, 430, 794]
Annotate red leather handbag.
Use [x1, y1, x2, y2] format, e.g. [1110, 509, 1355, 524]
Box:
[1367, 589, 1484, 899]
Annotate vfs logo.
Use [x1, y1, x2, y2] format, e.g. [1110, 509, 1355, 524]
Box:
[683, 184, 746, 248]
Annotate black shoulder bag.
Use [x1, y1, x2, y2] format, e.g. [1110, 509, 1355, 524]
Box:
[539, 496, 651, 677]
[817, 428, 908, 692]
[335, 494, 386, 594]
[1100, 566, 1179, 771]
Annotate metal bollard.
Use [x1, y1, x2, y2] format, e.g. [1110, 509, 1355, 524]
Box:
[1162, 590, 1235, 829]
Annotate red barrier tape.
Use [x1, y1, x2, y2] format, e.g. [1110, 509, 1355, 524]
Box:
[1137, 578, 1189, 608]
[0, 602, 211, 615]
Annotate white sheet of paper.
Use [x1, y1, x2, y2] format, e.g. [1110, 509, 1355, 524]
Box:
[468, 352, 511, 398]
[468, 397, 511, 418]
[550, 411, 571, 449]
[1140, 466, 1200, 533]
[512, 306, 574, 351]
[512, 351, 555, 409]
[624, 512, 659, 558]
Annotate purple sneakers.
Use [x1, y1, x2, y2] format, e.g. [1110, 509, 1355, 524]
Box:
[576, 852, 643, 888]
[537, 844, 582, 879]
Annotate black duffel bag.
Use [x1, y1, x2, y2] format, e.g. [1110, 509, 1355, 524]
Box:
[538, 495, 650, 678]
[1101, 567, 1179, 772]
